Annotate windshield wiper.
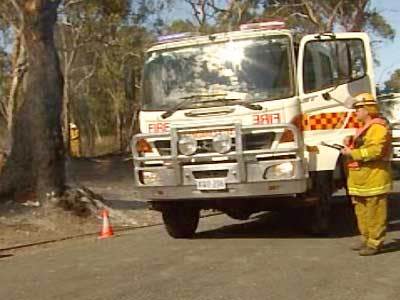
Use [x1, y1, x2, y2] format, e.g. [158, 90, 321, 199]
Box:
[208, 97, 263, 111]
[161, 93, 228, 119]
[161, 93, 262, 119]
[230, 99, 263, 111]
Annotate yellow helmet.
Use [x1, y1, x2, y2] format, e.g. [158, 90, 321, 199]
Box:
[353, 92, 377, 108]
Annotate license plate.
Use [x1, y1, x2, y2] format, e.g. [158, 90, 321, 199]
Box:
[196, 178, 226, 190]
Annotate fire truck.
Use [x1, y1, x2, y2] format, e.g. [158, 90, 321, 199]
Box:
[131, 21, 375, 238]
[378, 92, 400, 162]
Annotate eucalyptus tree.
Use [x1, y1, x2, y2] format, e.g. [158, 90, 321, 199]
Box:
[0, 0, 65, 201]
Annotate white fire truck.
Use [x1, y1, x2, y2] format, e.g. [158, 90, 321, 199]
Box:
[378, 92, 400, 162]
[131, 22, 375, 238]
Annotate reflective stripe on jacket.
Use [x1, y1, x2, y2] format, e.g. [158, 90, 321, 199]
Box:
[347, 119, 392, 196]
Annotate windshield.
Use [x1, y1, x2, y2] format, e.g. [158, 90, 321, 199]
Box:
[142, 35, 294, 110]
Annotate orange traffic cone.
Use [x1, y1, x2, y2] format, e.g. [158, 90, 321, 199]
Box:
[98, 209, 114, 239]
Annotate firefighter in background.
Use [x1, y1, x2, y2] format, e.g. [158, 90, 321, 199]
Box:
[69, 123, 81, 157]
[341, 93, 392, 256]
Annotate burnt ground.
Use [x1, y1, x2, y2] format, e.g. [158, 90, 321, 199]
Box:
[0, 154, 162, 250]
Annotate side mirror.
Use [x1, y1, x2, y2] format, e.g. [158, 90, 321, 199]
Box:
[322, 92, 331, 101]
[322, 92, 354, 109]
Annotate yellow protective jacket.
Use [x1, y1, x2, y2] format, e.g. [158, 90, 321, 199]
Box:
[347, 119, 392, 196]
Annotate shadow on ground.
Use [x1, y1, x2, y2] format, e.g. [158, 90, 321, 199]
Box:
[103, 199, 148, 210]
[379, 239, 400, 255]
[195, 197, 400, 242]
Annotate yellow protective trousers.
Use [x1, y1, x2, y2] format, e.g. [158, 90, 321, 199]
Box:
[69, 139, 80, 157]
[352, 194, 388, 249]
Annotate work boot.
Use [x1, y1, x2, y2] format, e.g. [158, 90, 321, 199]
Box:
[359, 246, 380, 256]
[350, 241, 366, 251]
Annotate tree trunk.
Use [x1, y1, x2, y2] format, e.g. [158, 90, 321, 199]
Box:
[6, 28, 27, 149]
[0, 0, 65, 201]
[62, 67, 71, 157]
[60, 24, 81, 153]
[116, 111, 122, 152]
[7, 39, 26, 132]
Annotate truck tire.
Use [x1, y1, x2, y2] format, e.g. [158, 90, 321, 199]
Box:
[162, 206, 200, 239]
[310, 171, 333, 235]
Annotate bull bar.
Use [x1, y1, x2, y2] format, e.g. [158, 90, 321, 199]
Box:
[131, 122, 309, 200]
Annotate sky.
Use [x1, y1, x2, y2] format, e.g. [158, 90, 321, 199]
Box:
[371, 0, 400, 85]
[165, 0, 400, 86]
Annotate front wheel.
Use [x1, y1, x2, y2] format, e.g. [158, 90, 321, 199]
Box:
[161, 206, 200, 239]
[310, 171, 333, 235]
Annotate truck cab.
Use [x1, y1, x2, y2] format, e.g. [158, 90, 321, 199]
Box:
[131, 22, 375, 238]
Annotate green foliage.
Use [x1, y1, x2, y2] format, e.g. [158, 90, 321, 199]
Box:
[219, 0, 265, 29]
[385, 69, 400, 92]
[99, 0, 131, 17]
[366, 9, 395, 41]
[54, 0, 170, 154]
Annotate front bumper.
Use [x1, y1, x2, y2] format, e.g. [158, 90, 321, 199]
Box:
[132, 122, 308, 201]
[391, 127, 400, 162]
[132, 178, 307, 200]
[392, 142, 400, 162]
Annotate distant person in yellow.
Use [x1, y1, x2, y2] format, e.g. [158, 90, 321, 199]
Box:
[341, 93, 392, 256]
[69, 123, 81, 157]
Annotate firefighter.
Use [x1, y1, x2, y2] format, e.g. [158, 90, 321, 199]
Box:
[340, 93, 392, 256]
[69, 123, 81, 157]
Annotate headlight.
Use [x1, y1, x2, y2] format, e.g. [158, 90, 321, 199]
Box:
[212, 133, 232, 154]
[178, 135, 197, 156]
[264, 162, 294, 180]
[141, 171, 159, 185]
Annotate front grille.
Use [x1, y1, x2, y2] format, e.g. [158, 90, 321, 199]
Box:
[155, 138, 237, 155]
[196, 139, 237, 153]
[192, 170, 229, 179]
[154, 140, 171, 156]
[242, 132, 275, 150]
[153, 131, 275, 156]
[257, 154, 296, 161]
[181, 160, 237, 166]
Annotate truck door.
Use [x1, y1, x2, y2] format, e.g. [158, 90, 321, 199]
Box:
[297, 33, 375, 171]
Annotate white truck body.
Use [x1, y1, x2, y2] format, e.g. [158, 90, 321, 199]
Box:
[378, 92, 400, 160]
[131, 25, 375, 237]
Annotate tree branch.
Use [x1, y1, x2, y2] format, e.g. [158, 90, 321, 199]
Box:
[63, 0, 84, 8]
[326, 0, 345, 31]
[73, 64, 97, 92]
[8, 0, 23, 23]
[302, 0, 321, 28]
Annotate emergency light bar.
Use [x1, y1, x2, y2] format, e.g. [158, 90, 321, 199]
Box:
[240, 21, 286, 31]
[156, 32, 194, 43]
